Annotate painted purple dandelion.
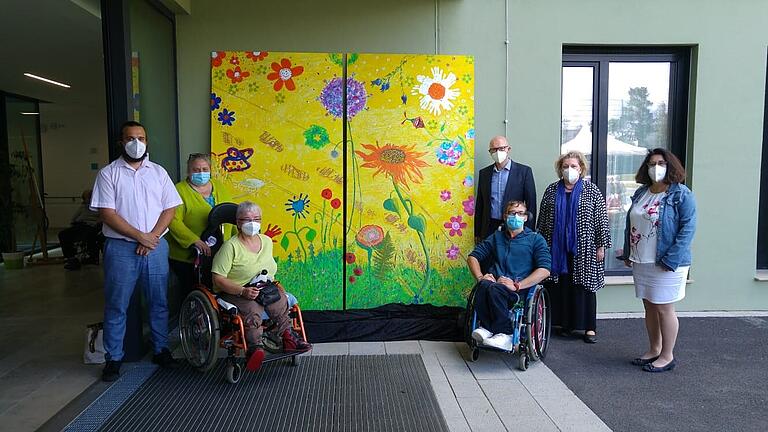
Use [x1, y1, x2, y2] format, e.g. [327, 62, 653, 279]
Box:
[319, 77, 367, 119]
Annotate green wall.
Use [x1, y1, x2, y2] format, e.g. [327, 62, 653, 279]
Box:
[176, 0, 768, 312]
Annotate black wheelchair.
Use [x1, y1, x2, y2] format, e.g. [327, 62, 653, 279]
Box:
[178, 203, 308, 384]
[464, 282, 551, 371]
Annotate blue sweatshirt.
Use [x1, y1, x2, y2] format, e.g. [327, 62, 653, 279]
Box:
[469, 227, 551, 280]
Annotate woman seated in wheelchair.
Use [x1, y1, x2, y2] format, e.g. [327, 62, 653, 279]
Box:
[211, 201, 311, 372]
[467, 200, 551, 351]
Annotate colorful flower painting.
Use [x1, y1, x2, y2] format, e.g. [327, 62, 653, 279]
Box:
[211, 51, 474, 310]
[267, 58, 304, 91]
[413, 67, 460, 115]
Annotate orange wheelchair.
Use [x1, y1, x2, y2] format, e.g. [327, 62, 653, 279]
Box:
[178, 203, 309, 384]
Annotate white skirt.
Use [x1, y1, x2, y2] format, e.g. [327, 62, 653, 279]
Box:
[632, 262, 689, 304]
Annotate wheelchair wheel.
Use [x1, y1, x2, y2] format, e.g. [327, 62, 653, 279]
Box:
[525, 286, 551, 361]
[226, 360, 243, 384]
[180, 290, 220, 371]
[517, 353, 529, 371]
[463, 284, 479, 345]
[469, 347, 480, 363]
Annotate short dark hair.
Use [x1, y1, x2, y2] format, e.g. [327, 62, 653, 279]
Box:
[120, 120, 146, 138]
[635, 148, 686, 185]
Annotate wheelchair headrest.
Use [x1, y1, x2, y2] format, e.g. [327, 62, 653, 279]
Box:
[208, 202, 238, 227]
[199, 202, 238, 254]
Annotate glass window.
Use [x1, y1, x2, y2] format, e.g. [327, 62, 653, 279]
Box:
[562, 48, 690, 275]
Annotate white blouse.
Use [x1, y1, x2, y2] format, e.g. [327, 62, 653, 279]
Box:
[628, 189, 666, 264]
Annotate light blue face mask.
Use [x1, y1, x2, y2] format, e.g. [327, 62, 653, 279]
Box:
[190, 172, 211, 186]
[505, 214, 525, 230]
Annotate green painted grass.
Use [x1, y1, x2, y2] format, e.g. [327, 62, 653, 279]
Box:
[277, 248, 473, 310]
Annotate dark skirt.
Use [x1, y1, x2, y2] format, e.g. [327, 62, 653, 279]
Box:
[547, 255, 597, 331]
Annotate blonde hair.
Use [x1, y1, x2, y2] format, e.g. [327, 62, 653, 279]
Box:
[555, 151, 589, 179]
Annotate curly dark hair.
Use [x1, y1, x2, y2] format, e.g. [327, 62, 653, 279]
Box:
[635, 148, 686, 185]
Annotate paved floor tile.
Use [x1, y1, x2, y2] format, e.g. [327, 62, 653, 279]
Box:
[456, 396, 506, 432]
[308, 342, 349, 356]
[384, 340, 423, 354]
[348, 341, 386, 355]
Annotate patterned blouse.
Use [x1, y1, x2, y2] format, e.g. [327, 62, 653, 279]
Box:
[628, 189, 666, 263]
[537, 180, 611, 292]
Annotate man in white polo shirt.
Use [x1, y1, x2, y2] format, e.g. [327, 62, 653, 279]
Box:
[90, 121, 183, 382]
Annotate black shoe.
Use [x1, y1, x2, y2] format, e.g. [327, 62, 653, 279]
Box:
[81, 255, 100, 266]
[631, 355, 660, 366]
[152, 348, 181, 368]
[64, 258, 81, 271]
[643, 359, 677, 373]
[583, 332, 597, 344]
[102, 360, 122, 382]
[556, 327, 573, 337]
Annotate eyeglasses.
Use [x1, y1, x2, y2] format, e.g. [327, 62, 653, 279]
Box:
[507, 211, 527, 217]
[489, 146, 509, 154]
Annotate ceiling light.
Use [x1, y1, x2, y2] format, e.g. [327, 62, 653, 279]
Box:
[24, 73, 71, 89]
[20, 112, 40, 115]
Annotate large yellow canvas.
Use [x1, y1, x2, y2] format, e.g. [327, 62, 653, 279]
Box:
[210, 51, 474, 310]
[346, 54, 475, 308]
[210, 51, 345, 310]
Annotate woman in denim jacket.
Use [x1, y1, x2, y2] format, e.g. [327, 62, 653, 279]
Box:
[618, 148, 696, 373]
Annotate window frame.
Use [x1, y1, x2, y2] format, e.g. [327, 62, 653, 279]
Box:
[562, 46, 692, 275]
[757, 51, 768, 270]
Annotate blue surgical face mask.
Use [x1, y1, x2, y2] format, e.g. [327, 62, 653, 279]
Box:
[190, 172, 211, 186]
[506, 214, 525, 231]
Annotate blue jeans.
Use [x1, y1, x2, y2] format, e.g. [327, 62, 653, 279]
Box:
[473, 280, 525, 335]
[103, 237, 170, 361]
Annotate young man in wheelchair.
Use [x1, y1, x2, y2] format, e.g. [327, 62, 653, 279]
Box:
[467, 200, 551, 351]
[210, 201, 311, 372]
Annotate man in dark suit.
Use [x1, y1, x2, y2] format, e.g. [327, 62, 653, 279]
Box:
[475, 136, 537, 243]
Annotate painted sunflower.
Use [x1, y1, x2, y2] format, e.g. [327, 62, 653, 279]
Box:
[355, 143, 429, 190]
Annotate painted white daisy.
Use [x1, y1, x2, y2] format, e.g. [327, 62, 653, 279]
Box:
[413, 67, 460, 115]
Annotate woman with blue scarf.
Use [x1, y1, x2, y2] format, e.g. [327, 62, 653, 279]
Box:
[538, 151, 610, 343]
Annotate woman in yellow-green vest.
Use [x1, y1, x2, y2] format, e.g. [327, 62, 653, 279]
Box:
[168, 153, 237, 294]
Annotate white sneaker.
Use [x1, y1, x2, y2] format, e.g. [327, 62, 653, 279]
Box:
[484, 333, 513, 351]
[471, 327, 493, 345]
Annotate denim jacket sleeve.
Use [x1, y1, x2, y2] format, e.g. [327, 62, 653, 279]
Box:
[659, 186, 697, 271]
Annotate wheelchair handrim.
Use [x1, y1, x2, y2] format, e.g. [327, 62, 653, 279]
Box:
[180, 293, 218, 369]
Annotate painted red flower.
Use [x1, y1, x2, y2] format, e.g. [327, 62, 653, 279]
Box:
[345, 253, 356, 264]
[229, 55, 240, 66]
[211, 51, 226, 67]
[321, 188, 333, 200]
[349, 276, 356, 283]
[266, 58, 304, 91]
[356, 225, 384, 249]
[226, 66, 250, 84]
[444, 215, 467, 237]
[246, 51, 268, 62]
[353, 267, 363, 276]
[331, 198, 341, 209]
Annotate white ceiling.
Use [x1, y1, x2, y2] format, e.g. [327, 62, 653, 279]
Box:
[0, 0, 106, 108]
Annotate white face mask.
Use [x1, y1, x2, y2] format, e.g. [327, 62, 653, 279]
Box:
[125, 138, 147, 159]
[241, 221, 261, 237]
[562, 167, 580, 184]
[491, 150, 508, 164]
[648, 165, 667, 183]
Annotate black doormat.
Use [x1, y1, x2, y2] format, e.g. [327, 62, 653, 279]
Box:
[545, 317, 768, 432]
[98, 355, 449, 432]
[302, 303, 464, 343]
